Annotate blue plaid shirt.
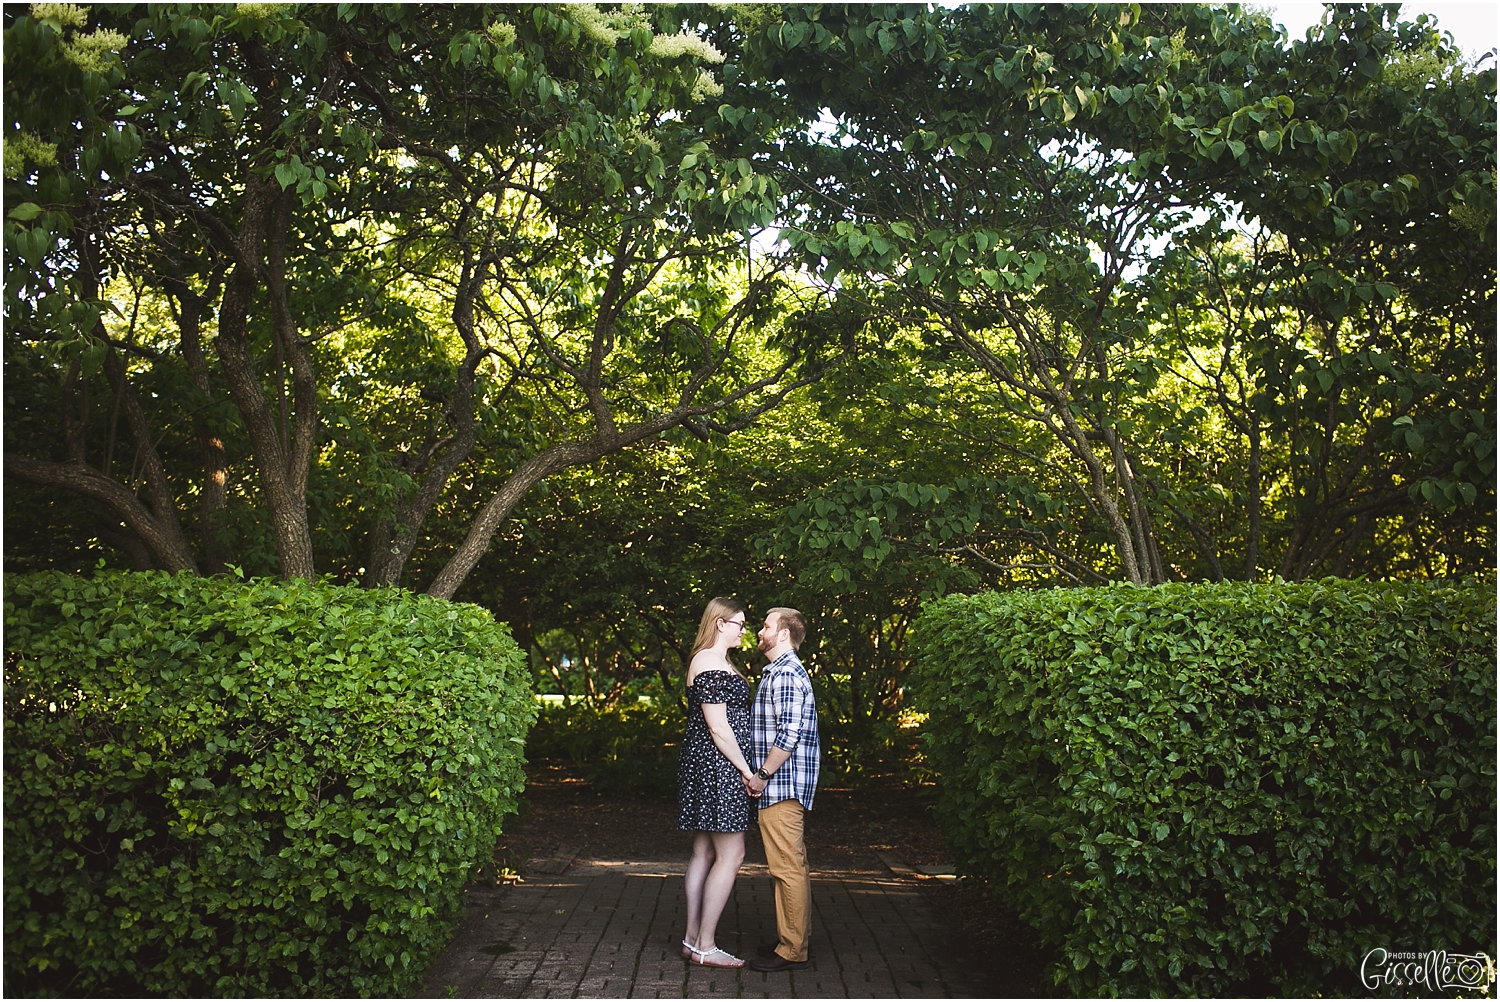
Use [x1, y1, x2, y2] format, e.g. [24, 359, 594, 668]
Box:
[749, 650, 820, 810]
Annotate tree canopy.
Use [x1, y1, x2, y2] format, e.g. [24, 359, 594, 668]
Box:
[5, 2, 1493, 742]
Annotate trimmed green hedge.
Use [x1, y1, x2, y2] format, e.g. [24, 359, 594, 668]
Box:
[912, 580, 1496, 997]
[527, 699, 683, 796]
[4, 571, 535, 997]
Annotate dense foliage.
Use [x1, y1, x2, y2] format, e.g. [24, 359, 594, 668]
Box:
[4, 2, 835, 592]
[758, 3, 1494, 586]
[3, 0, 1494, 862]
[4, 571, 534, 996]
[911, 580, 1496, 996]
[527, 699, 685, 796]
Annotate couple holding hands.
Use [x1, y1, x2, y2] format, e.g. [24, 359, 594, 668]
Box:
[676, 597, 820, 971]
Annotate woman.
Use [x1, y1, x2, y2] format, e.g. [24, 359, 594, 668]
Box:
[676, 596, 756, 968]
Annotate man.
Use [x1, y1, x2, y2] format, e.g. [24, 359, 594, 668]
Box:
[744, 607, 820, 973]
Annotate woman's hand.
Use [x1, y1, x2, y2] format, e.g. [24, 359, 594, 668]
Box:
[701, 702, 753, 777]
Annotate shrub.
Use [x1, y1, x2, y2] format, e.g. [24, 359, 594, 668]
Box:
[527, 699, 683, 797]
[4, 570, 535, 997]
[911, 579, 1496, 997]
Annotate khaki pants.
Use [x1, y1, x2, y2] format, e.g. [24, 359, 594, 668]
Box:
[758, 798, 812, 962]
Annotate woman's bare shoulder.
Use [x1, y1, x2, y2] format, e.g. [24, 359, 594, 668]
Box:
[685, 649, 714, 684]
[686, 650, 736, 685]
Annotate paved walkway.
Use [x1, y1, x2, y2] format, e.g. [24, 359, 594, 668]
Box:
[421, 860, 993, 998]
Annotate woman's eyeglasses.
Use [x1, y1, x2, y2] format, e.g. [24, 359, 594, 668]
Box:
[721, 618, 750, 632]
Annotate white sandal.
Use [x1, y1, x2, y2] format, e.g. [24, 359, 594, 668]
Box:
[689, 945, 744, 968]
[681, 939, 695, 959]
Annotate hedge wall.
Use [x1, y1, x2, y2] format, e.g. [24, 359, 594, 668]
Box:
[527, 699, 683, 796]
[4, 571, 535, 997]
[911, 580, 1496, 997]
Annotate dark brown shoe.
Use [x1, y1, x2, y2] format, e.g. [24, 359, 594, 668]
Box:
[756, 941, 780, 957]
[747, 953, 811, 972]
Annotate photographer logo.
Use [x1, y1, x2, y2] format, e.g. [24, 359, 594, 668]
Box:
[1360, 948, 1496, 993]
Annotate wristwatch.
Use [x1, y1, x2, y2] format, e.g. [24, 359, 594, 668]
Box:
[755, 767, 771, 781]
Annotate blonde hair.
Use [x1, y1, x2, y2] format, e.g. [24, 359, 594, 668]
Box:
[689, 596, 747, 661]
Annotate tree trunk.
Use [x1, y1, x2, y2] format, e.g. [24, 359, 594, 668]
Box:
[20, 210, 200, 572]
[265, 196, 318, 505]
[365, 518, 396, 585]
[366, 255, 490, 587]
[366, 394, 478, 587]
[942, 307, 1145, 584]
[421, 261, 825, 600]
[1332, 513, 1372, 577]
[1052, 410, 1144, 584]
[424, 440, 604, 600]
[97, 346, 198, 573]
[1245, 417, 1261, 581]
[426, 378, 706, 597]
[167, 278, 229, 574]
[195, 32, 321, 580]
[1106, 428, 1162, 584]
[212, 179, 316, 579]
[97, 522, 157, 570]
[58, 358, 85, 462]
[6, 455, 198, 571]
[1277, 513, 1316, 581]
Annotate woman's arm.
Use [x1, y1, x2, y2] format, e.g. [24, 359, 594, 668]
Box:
[700, 702, 753, 779]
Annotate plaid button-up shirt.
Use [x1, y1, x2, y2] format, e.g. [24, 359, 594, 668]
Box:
[749, 650, 820, 811]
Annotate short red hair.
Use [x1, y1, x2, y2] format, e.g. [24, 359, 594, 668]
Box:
[767, 607, 806, 648]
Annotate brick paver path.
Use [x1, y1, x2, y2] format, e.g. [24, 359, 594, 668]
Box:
[421, 860, 993, 998]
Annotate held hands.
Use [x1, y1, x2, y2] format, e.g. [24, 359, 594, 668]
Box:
[748, 747, 791, 797]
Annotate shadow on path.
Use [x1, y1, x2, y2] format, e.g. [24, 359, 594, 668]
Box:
[420, 766, 1043, 998]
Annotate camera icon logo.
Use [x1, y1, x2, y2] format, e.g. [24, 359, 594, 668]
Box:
[1360, 948, 1497, 992]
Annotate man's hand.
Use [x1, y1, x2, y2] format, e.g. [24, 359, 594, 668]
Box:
[744, 773, 768, 797]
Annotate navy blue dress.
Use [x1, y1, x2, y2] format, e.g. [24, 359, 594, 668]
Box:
[677, 669, 753, 832]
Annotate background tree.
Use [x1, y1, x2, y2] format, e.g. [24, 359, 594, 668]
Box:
[302, 4, 848, 597]
[5, 4, 425, 576]
[5, 3, 1493, 776]
[750, 1, 1493, 584]
[4, 3, 850, 594]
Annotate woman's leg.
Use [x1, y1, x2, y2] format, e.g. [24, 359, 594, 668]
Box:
[683, 832, 715, 947]
[692, 830, 745, 954]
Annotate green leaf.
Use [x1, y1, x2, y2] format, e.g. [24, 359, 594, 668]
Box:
[906, 581, 1493, 996]
[5, 571, 536, 996]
